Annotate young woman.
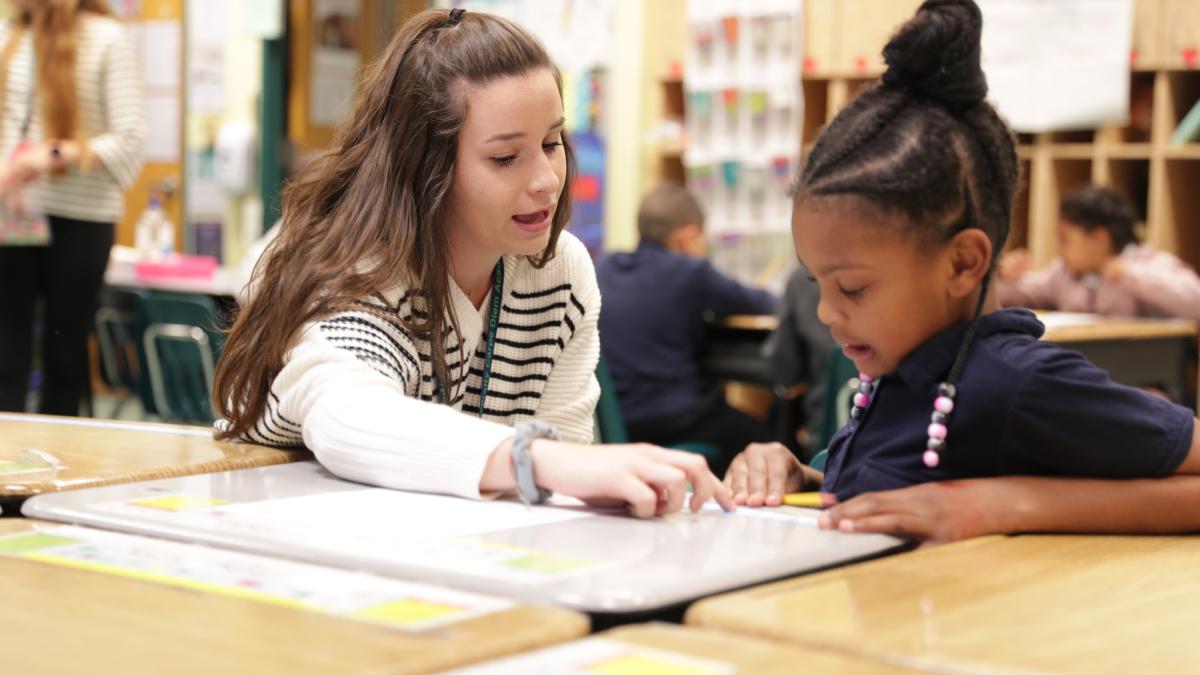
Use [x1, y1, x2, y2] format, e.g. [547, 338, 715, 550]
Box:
[215, 9, 733, 518]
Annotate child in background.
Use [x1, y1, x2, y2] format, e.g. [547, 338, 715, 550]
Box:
[998, 185, 1200, 319]
[724, 0, 1200, 543]
[596, 183, 777, 475]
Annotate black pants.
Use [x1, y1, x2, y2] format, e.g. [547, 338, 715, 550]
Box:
[625, 390, 778, 477]
[0, 216, 114, 415]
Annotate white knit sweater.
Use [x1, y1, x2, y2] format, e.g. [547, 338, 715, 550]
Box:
[218, 232, 601, 499]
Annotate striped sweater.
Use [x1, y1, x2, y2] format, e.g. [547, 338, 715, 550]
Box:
[0, 16, 144, 223]
[218, 232, 602, 499]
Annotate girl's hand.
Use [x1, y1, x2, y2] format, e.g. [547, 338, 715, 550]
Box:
[1102, 256, 1127, 283]
[817, 479, 1010, 545]
[997, 249, 1030, 282]
[531, 440, 736, 518]
[723, 442, 823, 507]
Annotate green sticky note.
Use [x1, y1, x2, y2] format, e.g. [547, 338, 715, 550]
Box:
[0, 461, 47, 475]
[0, 533, 78, 555]
[504, 552, 595, 575]
[749, 91, 768, 114]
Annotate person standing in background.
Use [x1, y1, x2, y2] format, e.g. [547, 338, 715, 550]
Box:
[0, 0, 144, 415]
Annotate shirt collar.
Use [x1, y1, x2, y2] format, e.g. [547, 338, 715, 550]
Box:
[891, 308, 1045, 388]
[610, 239, 667, 270]
[636, 239, 667, 253]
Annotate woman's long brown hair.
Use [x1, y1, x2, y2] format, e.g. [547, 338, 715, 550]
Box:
[0, 0, 114, 143]
[215, 9, 576, 439]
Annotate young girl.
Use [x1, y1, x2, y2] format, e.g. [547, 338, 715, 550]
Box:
[997, 185, 1200, 320]
[725, 0, 1200, 542]
[214, 9, 732, 518]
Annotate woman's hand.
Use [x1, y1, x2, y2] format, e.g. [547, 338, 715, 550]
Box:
[485, 439, 736, 518]
[0, 143, 52, 192]
[723, 442, 824, 507]
[818, 479, 1011, 545]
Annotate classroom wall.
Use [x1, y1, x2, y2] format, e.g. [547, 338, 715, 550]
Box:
[209, 8, 265, 268]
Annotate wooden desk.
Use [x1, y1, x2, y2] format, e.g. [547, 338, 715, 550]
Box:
[0, 519, 587, 675]
[688, 535, 1200, 674]
[448, 623, 917, 674]
[0, 413, 306, 511]
[701, 314, 778, 385]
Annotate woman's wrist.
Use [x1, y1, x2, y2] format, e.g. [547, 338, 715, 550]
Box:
[479, 435, 560, 494]
[47, 139, 81, 172]
[528, 437, 557, 491]
[480, 436, 518, 492]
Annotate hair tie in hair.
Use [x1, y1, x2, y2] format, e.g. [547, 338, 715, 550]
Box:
[447, 8, 466, 25]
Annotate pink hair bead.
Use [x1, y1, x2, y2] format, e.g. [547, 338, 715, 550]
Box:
[927, 422, 947, 440]
[853, 392, 871, 408]
[923, 449, 940, 467]
[934, 396, 954, 414]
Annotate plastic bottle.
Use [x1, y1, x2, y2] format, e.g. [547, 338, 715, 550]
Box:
[134, 195, 163, 261]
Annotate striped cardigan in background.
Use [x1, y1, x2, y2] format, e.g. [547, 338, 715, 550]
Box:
[217, 232, 602, 499]
[0, 15, 144, 224]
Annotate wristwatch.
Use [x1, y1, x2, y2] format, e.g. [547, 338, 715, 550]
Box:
[48, 141, 64, 172]
[511, 420, 558, 505]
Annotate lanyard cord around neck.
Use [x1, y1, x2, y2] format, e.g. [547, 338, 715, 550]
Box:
[437, 260, 504, 417]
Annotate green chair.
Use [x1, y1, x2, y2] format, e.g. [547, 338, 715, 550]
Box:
[95, 287, 147, 419]
[815, 347, 860, 454]
[808, 347, 861, 473]
[594, 355, 724, 468]
[809, 448, 829, 472]
[135, 292, 226, 425]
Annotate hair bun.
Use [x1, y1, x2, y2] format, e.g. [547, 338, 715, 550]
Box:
[881, 0, 987, 112]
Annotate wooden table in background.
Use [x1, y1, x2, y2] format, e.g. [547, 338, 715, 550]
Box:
[688, 534, 1200, 674]
[1038, 313, 1199, 410]
[449, 623, 919, 674]
[0, 413, 307, 512]
[709, 313, 1200, 412]
[0, 519, 588, 675]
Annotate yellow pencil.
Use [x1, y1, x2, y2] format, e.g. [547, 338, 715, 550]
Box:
[782, 492, 824, 508]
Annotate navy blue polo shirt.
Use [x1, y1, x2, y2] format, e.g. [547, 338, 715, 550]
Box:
[596, 240, 776, 424]
[822, 308, 1194, 500]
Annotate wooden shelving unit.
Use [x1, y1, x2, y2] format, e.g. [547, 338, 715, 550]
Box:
[642, 0, 1200, 270]
[801, 0, 1200, 271]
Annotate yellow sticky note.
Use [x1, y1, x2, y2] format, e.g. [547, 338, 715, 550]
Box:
[782, 492, 823, 508]
[351, 598, 463, 627]
[129, 495, 228, 512]
[505, 552, 595, 575]
[588, 654, 715, 675]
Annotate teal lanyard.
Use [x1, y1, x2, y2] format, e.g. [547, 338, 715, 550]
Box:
[437, 260, 504, 416]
